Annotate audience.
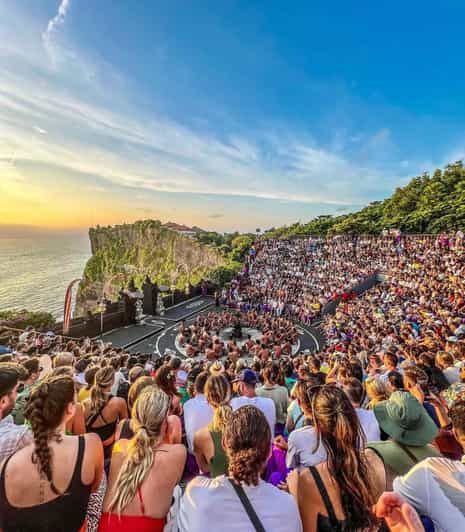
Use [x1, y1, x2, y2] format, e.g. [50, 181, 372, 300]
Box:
[1, 232, 465, 530]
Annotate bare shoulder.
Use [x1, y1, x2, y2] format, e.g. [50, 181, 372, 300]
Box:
[194, 427, 210, 443]
[110, 396, 126, 408]
[83, 432, 104, 451]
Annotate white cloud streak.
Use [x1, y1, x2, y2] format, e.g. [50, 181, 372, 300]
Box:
[0, 2, 411, 213]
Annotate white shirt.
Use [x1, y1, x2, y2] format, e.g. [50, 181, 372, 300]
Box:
[356, 408, 381, 442]
[178, 475, 302, 532]
[231, 395, 276, 437]
[286, 425, 327, 470]
[183, 394, 213, 453]
[443, 366, 460, 385]
[394, 457, 465, 532]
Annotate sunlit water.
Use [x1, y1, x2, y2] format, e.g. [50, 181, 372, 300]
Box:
[0, 234, 91, 320]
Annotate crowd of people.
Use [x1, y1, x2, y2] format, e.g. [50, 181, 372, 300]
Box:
[226, 236, 394, 323]
[178, 310, 299, 361]
[1, 232, 465, 531]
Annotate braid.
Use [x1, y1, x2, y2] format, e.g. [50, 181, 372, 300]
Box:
[24, 376, 75, 495]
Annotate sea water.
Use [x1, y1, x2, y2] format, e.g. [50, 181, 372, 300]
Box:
[0, 233, 91, 319]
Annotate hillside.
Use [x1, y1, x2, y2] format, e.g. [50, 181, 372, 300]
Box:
[75, 220, 226, 316]
[266, 160, 465, 238]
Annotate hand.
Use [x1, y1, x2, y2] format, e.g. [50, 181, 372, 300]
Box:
[274, 435, 288, 450]
[374, 492, 424, 532]
[286, 469, 299, 498]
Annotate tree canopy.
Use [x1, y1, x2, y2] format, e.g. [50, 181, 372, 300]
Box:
[265, 161, 465, 238]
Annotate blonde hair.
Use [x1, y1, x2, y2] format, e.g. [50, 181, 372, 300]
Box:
[88, 366, 115, 417]
[53, 352, 74, 368]
[107, 387, 171, 515]
[365, 376, 389, 408]
[205, 374, 232, 431]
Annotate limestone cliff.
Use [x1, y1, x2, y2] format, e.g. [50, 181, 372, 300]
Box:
[75, 220, 226, 316]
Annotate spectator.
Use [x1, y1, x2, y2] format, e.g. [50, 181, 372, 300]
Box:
[366, 391, 440, 489]
[288, 385, 380, 532]
[342, 378, 381, 441]
[194, 374, 232, 476]
[0, 375, 103, 532]
[179, 405, 302, 531]
[0, 362, 32, 462]
[257, 364, 289, 433]
[231, 369, 276, 437]
[100, 387, 185, 531]
[183, 371, 213, 454]
[393, 398, 465, 530]
[12, 357, 40, 425]
[83, 367, 128, 459]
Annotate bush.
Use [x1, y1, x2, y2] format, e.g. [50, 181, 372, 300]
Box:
[0, 309, 56, 331]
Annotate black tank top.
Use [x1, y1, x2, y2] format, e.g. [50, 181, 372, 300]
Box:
[0, 436, 91, 532]
[308, 466, 347, 532]
[85, 398, 117, 458]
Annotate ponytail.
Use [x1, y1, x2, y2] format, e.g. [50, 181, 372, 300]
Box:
[107, 387, 170, 515]
[205, 374, 231, 431]
[89, 366, 114, 417]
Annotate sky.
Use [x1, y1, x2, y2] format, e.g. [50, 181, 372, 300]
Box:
[2, 1, 465, 233]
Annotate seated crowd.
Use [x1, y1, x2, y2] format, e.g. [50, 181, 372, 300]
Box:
[0, 233, 464, 531]
[178, 310, 298, 361]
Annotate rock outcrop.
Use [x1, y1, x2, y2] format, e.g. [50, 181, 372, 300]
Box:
[75, 220, 225, 316]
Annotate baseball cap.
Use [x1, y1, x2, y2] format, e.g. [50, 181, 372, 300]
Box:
[233, 369, 258, 385]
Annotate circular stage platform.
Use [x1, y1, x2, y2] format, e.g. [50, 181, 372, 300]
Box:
[156, 311, 322, 360]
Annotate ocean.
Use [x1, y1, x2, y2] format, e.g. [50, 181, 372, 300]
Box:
[0, 233, 91, 320]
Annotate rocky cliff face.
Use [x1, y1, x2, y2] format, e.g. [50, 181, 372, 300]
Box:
[75, 220, 225, 316]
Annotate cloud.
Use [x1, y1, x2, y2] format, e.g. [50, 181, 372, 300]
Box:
[208, 213, 225, 219]
[42, 0, 72, 52]
[33, 126, 48, 135]
[369, 128, 391, 146]
[0, 3, 416, 221]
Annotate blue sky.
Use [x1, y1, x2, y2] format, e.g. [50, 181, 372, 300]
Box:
[1, 1, 465, 232]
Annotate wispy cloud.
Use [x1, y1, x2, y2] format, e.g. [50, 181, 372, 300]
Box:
[0, 2, 422, 227]
[42, 0, 72, 55]
[33, 125, 48, 135]
[208, 213, 225, 219]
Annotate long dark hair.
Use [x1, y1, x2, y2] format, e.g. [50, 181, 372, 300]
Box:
[24, 375, 75, 494]
[311, 385, 377, 530]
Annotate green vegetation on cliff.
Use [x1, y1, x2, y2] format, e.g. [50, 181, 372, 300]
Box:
[266, 161, 465, 238]
[0, 309, 55, 330]
[76, 220, 228, 315]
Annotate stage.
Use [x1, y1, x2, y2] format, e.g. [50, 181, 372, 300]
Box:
[99, 295, 324, 358]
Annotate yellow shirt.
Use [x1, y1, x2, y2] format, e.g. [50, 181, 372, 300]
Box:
[78, 387, 91, 402]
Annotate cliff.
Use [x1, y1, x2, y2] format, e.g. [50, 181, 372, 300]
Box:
[75, 219, 226, 316]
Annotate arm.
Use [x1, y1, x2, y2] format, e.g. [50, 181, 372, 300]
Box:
[115, 397, 129, 420]
[193, 430, 211, 474]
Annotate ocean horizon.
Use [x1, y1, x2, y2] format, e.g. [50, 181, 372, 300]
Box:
[0, 231, 91, 320]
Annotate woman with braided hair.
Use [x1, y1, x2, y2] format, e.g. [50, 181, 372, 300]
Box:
[99, 386, 186, 531]
[179, 405, 302, 532]
[0, 375, 103, 532]
[83, 366, 128, 459]
[193, 373, 232, 475]
[287, 385, 384, 532]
